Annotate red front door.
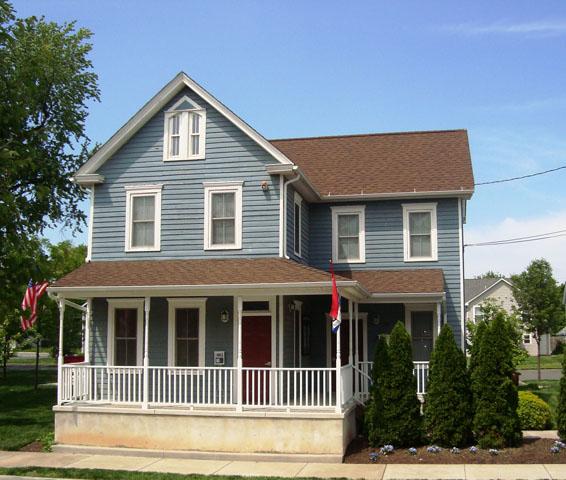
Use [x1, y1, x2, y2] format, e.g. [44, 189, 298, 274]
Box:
[242, 315, 271, 404]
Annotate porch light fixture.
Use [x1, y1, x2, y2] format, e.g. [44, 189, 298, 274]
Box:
[288, 302, 296, 312]
[220, 309, 230, 323]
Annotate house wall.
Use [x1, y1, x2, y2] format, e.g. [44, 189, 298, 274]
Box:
[286, 185, 310, 263]
[308, 198, 463, 346]
[91, 87, 281, 261]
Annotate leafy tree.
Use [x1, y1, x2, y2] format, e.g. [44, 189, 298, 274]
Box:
[0, 0, 99, 246]
[424, 324, 473, 447]
[365, 336, 389, 446]
[471, 312, 522, 448]
[378, 322, 422, 446]
[512, 259, 565, 380]
[475, 271, 505, 279]
[557, 351, 566, 440]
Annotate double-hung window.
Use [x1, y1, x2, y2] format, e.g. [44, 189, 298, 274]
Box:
[331, 205, 366, 263]
[402, 203, 438, 261]
[163, 96, 206, 161]
[473, 305, 484, 323]
[294, 192, 302, 257]
[204, 182, 243, 250]
[125, 185, 162, 252]
[107, 299, 144, 366]
[167, 298, 206, 367]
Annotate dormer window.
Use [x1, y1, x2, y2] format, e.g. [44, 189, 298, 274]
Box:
[163, 96, 206, 161]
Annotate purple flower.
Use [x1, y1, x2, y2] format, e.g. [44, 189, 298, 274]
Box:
[427, 445, 442, 454]
[550, 446, 560, 454]
[369, 452, 379, 463]
[469, 446, 478, 454]
[451, 447, 461, 454]
[408, 447, 417, 455]
[489, 449, 499, 456]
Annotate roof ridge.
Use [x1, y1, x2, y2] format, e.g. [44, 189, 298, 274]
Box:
[269, 129, 467, 143]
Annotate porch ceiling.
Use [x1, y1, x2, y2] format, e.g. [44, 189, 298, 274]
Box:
[49, 258, 366, 299]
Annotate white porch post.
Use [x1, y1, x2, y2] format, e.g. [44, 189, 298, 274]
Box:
[57, 298, 65, 405]
[436, 301, 442, 336]
[354, 302, 359, 397]
[236, 296, 243, 412]
[84, 299, 92, 364]
[142, 297, 150, 409]
[335, 299, 342, 414]
[348, 300, 353, 366]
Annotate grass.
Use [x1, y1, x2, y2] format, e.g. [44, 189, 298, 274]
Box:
[7, 357, 57, 366]
[519, 379, 560, 426]
[0, 468, 314, 480]
[0, 369, 57, 450]
[517, 354, 562, 370]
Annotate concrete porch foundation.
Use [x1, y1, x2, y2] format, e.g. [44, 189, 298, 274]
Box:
[54, 404, 356, 461]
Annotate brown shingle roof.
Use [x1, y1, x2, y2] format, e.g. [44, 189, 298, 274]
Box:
[270, 130, 474, 197]
[341, 269, 445, 294]
[53, 259, 445, 295]
[53, 258, 351, 288]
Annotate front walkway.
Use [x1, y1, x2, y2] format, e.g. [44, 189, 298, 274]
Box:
[2, 451, 566, 480]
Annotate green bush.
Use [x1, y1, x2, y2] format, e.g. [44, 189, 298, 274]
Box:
[517, 391, 552, 430]
[365, 336, 389, 446]
[424, 325, 473, 447]
[557, 352, 566, 439]
[377, 322, 422, 446]
[553, 342, 564, 355]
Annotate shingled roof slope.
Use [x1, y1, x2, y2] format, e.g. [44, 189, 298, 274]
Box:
[270, 130, 474, 197]
[341, 269, 444, 294]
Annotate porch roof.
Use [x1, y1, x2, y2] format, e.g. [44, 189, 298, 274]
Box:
[49, 258, 364, 299]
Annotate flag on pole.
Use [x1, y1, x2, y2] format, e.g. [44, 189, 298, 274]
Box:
[329, 261, 341, 333]
[21, 279, 49, 331]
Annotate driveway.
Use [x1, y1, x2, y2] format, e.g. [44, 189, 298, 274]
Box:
[519, 369, 561, 381]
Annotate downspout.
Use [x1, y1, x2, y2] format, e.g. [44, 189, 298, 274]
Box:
[282, 171, 302, 260]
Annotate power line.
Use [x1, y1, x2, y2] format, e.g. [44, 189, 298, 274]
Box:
[465, 229, 566, 247]
[474, 164, 566, 186]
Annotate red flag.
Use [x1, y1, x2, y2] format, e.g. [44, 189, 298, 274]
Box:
[328, 260, 340, 321]
[21, 279, 49, 331]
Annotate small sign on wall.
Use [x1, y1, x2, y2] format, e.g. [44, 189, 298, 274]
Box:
[214, 351, 225, 366]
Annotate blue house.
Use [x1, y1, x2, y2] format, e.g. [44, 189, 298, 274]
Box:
[50, 72, 474, 460]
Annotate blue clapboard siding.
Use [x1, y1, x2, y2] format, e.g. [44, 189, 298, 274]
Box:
[286, 185, 310, 263]
[91, 87, 281, 260]
[308, 198, 463, 346]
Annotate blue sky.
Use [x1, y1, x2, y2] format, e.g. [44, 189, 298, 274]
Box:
[14, 0, 566, 280]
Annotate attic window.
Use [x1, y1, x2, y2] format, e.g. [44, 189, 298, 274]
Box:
[163, 95, 206, 161]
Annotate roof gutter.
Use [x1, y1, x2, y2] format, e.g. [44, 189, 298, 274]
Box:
[321, 189, 474, 201]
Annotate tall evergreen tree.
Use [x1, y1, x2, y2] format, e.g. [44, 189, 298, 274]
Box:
[378, 322, 422, 446]
[424, 324, 473, 447]
[472, 313, 522, 448]
[365, 336, 389, 446]
[557, 351, 566, 440]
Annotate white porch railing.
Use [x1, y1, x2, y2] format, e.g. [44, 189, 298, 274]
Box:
[355, 360, 430, 401]
[60, 364, 342, 410]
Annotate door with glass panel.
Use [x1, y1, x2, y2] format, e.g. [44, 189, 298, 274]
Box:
[175, 308, 200, 367]
[411, 311, 433, 361]
[114, 308, 138, 366]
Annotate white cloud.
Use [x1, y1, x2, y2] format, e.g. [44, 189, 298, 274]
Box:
[464, 211, 566, 282]
[442, 20, 566, 37]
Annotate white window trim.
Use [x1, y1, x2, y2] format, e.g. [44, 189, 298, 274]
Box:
[167, 298, 207, 367]
[331, 205, 366, 264]
[163, 95, 206, 162]
[402, 202, 438, 262]
[293, 191, 302, 257]
[203, 181, 243, 250]
[472, 305, 483, 323]
[107, 299, 144, 366]
[124, 184, 162, 252]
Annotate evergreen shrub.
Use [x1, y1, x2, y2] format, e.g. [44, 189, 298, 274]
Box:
[517, 391, 552, 430]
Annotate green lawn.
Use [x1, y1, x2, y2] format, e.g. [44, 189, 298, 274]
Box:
[7, 357, 57, 366]
[0, 468, 318, 480]
[519, 379, 560, 427]
[517, 354, 563, 370]
[0, 369, 57, 450]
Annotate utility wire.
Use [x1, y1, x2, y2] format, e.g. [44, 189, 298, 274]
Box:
[465, 229, 566, 247]
[474, 164, 566, 185]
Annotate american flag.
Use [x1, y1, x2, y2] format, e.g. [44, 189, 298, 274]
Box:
[21, 279, 49, 331]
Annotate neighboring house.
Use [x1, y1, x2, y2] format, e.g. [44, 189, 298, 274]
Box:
[464, 277, 551, 356]
[49, 72, 474, 460]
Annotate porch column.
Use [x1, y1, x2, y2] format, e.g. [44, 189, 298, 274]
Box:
[348, 300, 353, 366]
[142, 297, 150, 409]
[335, 299, 342, 414]
[354, 302, 359, 397]
[57, 298, 65, 405]
[436, 301, 442, 336]
[236, 296, 243, 412]
[84, 299, 92, 364]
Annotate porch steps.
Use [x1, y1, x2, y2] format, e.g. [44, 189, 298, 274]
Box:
[52, 444, 344, 464]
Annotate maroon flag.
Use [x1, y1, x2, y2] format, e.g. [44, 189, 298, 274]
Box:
[21, 279, 49, 331]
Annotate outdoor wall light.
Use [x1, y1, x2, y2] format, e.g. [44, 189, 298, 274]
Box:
[288, 302, 296, 312]
[260, 181, 269, 191]
[220, 309, 230, 323]
[372, 314, 380, 326]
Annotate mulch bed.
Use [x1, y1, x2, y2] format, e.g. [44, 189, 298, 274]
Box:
[345, 436, 566, 464]
[19, 441, 43, 452]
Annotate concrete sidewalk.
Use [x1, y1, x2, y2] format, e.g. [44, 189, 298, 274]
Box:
[2, 450, 566, 479]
